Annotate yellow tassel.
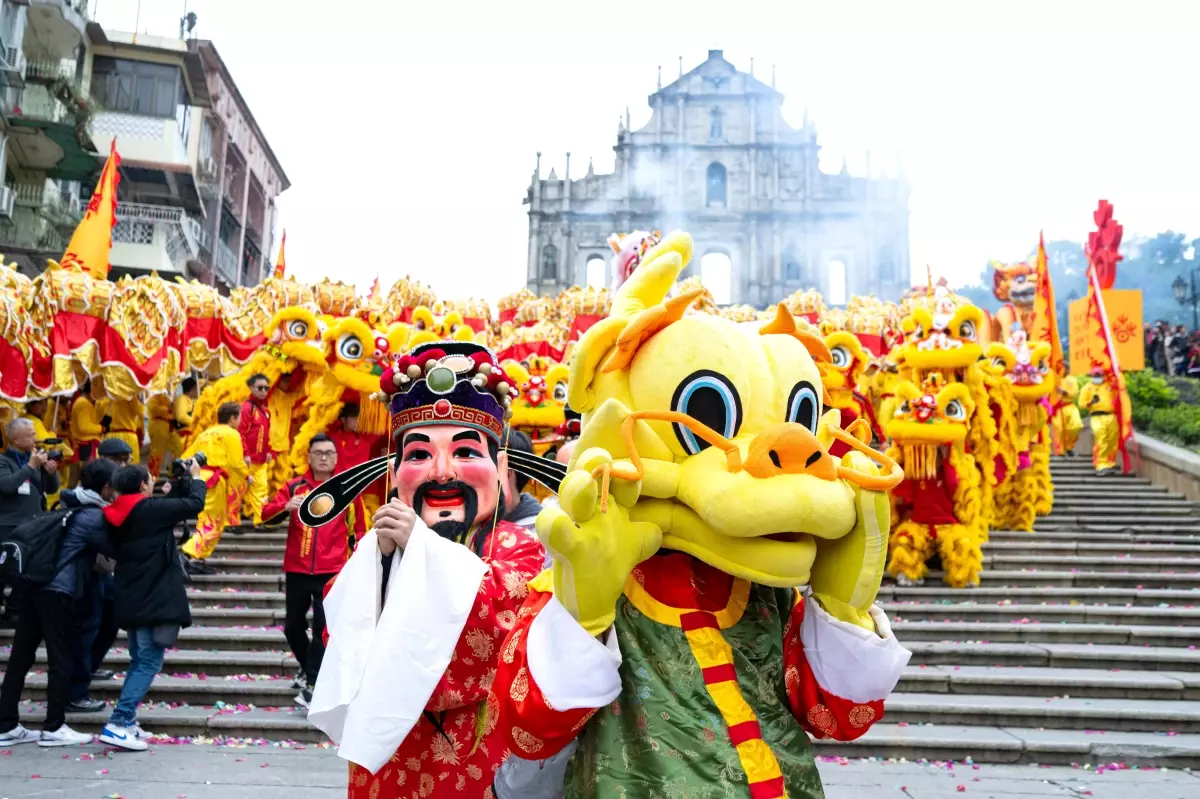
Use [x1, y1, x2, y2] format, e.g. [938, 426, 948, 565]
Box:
[357, 391, 390, 436]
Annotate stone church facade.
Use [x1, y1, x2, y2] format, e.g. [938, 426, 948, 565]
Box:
[524, 50, 910, 306]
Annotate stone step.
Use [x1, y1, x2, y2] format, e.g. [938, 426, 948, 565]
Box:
[812, 723, 1200, 767]
[897, 664, 1200, 700]
[891, 620, 1196, 647]
[1049, 504, 1198, 516]
[19, 674, 303, 707]
[210, 543, 288, 555]
[945, 569, 1200, 589]
[1, 647, 298, 677]
[186, 573, 286, 591]
[878, 585, 1200, 605]
[187, 589, 286, 608]
[883, 692, 1200, 733]
[984, 554, 1200, 572]
[189, 606, 281, 626]
[1048, 476, 1152, 485]
[990, 529, 1200, 544]
[882, 602, 1200, 627]
[1052, 485, 1171, 496]
[227, 532, 288, 544]
[983, 540, 1200, 556]
[12, 702, 324, 743]
[906, 641, 1200, 672]
[204, 556, 285, 570]
[1035, 521, 1200, 534]
[1039, 514, 1200, 527]
[0, 626, 295, 653]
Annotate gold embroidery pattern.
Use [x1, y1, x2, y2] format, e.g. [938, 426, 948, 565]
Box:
[509, 667, 530, 702]
[502, 629, 523, 664]
[807, 704, 837, 736]
[849, 704, 877, 728]
[496, 610, 517, 630]
[512, 726, 544, 755]
[466, 628, 495, 660]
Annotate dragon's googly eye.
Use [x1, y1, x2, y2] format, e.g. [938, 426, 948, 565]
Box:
[286, 319, 310, 339]
[786, 382, 821, 435]
[990, 356, 1007, 369]
[944, 399, 967, 420]
[670, 370, 742, 456]
[830, 346, 852, 369]
[337, 333, 365, 361]
[897, 400, 911, 415]
[552, 382, 568, 402]
[958, 320, 976, 341]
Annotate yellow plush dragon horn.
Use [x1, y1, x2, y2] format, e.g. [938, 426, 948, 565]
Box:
[610, 231, 694, 320]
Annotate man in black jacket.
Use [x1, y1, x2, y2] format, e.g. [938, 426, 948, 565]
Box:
[0, 458, 115, 748]
[98, 463, 204, 751]
[0, 418, 61, 627]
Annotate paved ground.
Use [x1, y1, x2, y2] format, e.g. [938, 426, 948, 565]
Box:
[1, 742, 1197, 798]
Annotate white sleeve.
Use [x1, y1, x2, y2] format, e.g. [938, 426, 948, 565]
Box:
[799, 598, 911, 704]
[526, 594, 622, 711]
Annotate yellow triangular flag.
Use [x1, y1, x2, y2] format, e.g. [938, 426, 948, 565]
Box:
[60, 141, 121, 279]
[272, 230, 287, 279]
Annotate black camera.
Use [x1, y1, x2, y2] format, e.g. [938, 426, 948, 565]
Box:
[171, 451, 207, 478]
[47, 449, 64, 462]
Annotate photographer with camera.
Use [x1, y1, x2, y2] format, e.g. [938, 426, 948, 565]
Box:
[0, 418, 61, 628]
[179, 402, 248, 574]
[0, 458, 117, 748]
[100, 460, 205, 751]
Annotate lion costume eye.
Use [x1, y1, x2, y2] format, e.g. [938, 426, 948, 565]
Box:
[897, 400, 911, 415]
[671, 370, 742, 455]
[552, 382, 567, 402]
[337, 333, 365, 361]
[287, 319, 310, 339]
[786, 381, 821, 435]
[830, 346, 851, 370]
[990, 356, 1008, 370]
[944, 399, 967, 420]
[958, 320, 976, 341]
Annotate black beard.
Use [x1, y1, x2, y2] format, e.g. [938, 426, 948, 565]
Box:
[412, 480, 480, 544]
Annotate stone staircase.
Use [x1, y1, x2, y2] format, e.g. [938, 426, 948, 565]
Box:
[4, 457, 1200, 765]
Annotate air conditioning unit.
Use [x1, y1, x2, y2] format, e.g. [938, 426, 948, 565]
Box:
[0, 186, 14, 219]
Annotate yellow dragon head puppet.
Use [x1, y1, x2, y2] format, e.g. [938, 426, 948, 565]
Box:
[502, 354, 570, 456]
[405, 303, 478, 349]
[556, 230, 903, 632]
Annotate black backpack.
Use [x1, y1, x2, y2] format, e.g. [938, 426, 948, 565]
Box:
[0, 509, 74, 584]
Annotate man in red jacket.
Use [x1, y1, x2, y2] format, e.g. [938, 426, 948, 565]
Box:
[324, 402, 385, 518]
[237, 373, 274, 527]
[261, 433, 364, 708]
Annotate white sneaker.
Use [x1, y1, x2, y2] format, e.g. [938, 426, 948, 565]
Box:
[0, 724, 40, 745]
[37, 725, 94, 747]
[99, 723, 149, 751]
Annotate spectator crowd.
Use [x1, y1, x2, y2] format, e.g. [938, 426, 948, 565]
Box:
[1146, 321, 1200, 378]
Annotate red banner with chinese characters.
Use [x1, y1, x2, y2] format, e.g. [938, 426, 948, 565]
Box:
[1030, 232, 1064, 375]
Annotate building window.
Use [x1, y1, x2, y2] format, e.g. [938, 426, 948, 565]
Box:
[877, 244, 897, 283]
[700, 252, 732, 305]
[91, 57, 184, 119]
[827, 260, 847, 306]
[585, 255, 606, 289]
[785, 259, 802, 282]
[541, 244, 558, 280]
[706, 162, 727, 207]
[709, 107, 723, 140]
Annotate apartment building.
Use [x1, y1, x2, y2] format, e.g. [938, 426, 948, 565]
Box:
[0, 1, 288, 290]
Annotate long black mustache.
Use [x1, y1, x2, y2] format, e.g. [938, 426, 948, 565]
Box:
[297, 450, 568, 528]
[413, 480, 478, 544]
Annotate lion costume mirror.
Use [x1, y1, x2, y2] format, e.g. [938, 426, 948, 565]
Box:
[494, 231, 912, 799]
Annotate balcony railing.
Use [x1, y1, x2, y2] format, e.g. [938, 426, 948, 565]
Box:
[215, 239, 239, 286]
[110, 202, 205, 273]
[24, 58, 76, 83]
[11, 182, 82, 226]
[0, 205, 67, 252]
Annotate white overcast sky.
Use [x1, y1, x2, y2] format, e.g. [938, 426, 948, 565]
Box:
[94, 0, 1196, 302]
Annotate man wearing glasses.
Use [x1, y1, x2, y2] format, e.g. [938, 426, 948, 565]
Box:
[236, 374, 275, 528]
[261, 433, 366, 709]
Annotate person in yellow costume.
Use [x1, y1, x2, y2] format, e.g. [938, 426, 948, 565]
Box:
[170, 377, 198, 461]
[1050, 375, 1084, 457]
[70, 381, 105, 470]
[102, 394, 144, 463]
[1079, 366, 1118, 474]
[146, 393, 173, 478]
[179, 402, 248, 571]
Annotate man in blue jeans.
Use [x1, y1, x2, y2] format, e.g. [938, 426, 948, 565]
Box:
[100, 462, 205, 751]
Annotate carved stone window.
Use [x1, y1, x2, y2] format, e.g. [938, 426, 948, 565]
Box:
[541, 244, 558, 280]
[709, 107, 723, 140]
[706, 162, 727, 207]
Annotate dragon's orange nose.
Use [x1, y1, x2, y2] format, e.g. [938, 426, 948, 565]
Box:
[744, 423, 838, 481]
